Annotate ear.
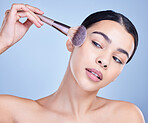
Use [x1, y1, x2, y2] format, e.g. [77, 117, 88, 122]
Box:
[66, 38, 74, 52]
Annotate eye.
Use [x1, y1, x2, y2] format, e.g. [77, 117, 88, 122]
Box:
[113, 56, 123, 64]
[92, 40, 102, 48]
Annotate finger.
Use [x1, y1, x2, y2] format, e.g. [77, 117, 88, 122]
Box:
[25, 4, 44, 25]
[0, 10, 10, 31]
[5, 9, 10, 15]
[9, 3, 29, 23]
[17, 10, 43, 25]
[3, 10, 10, 22]
[10, 3, 29, 14]
[23, 19, 33, 29]
[4, 10, 10, 21]
[25, 4, 44, 15]
[17, 11, 41, 28]
[27, 10, 44, 25]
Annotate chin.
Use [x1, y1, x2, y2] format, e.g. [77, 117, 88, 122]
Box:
[76, 77, 101, 92]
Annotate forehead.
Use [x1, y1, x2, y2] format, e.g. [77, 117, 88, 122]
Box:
[86, 20, 135, 56]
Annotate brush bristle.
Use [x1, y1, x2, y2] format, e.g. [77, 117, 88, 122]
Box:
[72, 25, 86, 47]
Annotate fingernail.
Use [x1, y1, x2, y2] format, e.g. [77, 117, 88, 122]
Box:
[37, 23, 41, 28]
[40, 20, 44, 25]
[40, 10, 44, 14]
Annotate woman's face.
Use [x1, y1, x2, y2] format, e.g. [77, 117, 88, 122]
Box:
[69, 20, 134, 92]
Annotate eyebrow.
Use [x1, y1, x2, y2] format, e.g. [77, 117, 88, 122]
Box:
[117, 48, 129, 58]
[92, 31, 112, 44]
[91, 31, 129, 58]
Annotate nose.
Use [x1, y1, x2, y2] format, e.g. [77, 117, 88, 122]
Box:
[96, 56, 110, 70]
[98, 60, 108, 69]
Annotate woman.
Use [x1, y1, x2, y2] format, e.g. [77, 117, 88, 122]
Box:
[0, 3, 145, 123]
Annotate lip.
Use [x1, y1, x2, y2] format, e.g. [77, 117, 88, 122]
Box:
[85, 68, 103, 81]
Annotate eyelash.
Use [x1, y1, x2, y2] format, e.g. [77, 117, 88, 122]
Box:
[92, 40, 102, 48]
[113, 56, 123, 64]
[92, 40, 123, 64]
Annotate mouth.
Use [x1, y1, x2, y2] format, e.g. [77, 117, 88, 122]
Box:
[85, 68, 103, 82]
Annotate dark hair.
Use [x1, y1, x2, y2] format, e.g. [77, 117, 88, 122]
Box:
[81, 10, 138, 63]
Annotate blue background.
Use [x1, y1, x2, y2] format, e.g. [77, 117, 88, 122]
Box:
[0, 0, 147, 121]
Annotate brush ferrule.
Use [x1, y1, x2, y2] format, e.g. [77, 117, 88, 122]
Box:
[52, 21, 70, 36]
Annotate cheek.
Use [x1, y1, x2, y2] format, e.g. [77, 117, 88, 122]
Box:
[106, 65, 123, 82]
[69, 41, 93, 81]
[98, 66, 123, 89]
[70, 47, 86, 81]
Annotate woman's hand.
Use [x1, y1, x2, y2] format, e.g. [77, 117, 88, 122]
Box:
[0, 3, 44, 54]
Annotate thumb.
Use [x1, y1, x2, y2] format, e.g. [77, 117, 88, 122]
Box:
[23, 19, 33, 31]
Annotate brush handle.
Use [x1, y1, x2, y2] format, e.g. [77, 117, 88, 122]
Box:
[35, 13, 70, 36]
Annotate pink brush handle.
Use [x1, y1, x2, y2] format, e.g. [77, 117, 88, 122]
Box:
[36, 13, 70, 36]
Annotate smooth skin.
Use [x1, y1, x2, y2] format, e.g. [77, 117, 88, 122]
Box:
[0, 3, 145, 123]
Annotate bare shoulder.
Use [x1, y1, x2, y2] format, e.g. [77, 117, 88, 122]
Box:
[110, 99, 145, 123]
[0, 94, 39, 122]
[0, 94, 38, 108]
[96, 97, 145, 123]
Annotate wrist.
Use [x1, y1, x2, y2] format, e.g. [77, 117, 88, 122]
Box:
[0, 35, 11, 55]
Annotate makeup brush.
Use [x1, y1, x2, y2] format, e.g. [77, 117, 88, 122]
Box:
[35, 13, 86, 47]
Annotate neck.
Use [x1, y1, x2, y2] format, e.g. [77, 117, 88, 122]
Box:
[48, 62, 99, 117]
